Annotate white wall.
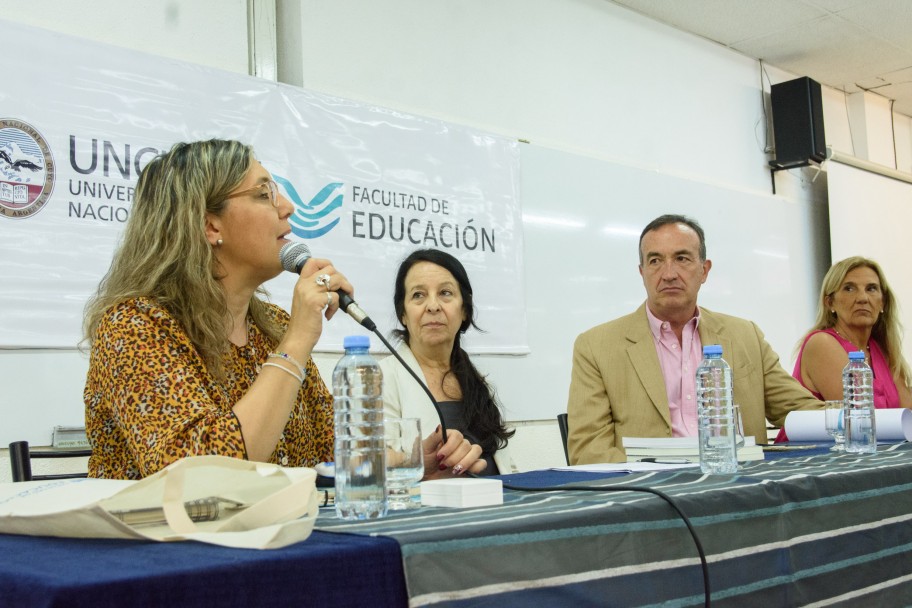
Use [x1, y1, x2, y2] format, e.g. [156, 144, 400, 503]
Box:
[0, 0, 250, 74]
[847, 92, 898, 168]
[2, 0, 910, 479]
[896, 114, 912, 173]
[283, 0, 772, 192]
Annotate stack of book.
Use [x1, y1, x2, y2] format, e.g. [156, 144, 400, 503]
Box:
[622, 436, 764, 463]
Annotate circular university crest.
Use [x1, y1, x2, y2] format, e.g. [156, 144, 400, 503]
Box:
[0, 119, 55, 219]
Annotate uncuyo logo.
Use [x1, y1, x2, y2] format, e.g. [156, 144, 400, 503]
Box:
[0, 119, 55, 219]
[273, 175, 343, 239]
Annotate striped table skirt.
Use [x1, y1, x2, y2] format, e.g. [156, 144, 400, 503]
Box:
[317, 443, 912, 607]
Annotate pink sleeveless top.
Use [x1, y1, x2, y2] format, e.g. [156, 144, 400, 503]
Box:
[775, 328, 901, 442]
[793, 328, 900, 409]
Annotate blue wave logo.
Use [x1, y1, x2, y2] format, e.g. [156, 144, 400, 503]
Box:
[274, 175, 342, 239]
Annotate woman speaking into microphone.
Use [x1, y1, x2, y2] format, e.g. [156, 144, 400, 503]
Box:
[82, 139, 482, 480]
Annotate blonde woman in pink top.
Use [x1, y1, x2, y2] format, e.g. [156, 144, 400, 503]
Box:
[793, 256, 912, 408]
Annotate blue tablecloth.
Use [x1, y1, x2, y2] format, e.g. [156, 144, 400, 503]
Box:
[0, 530, 407, 608]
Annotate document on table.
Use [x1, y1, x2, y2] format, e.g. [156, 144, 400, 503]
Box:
[552, 462, 699, 473]
[783, 408, 912, 441]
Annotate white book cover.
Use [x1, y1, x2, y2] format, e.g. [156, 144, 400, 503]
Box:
[622, 436, 756, 449]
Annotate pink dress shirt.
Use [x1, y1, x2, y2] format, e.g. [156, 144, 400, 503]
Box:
[646, 307, 703, 437]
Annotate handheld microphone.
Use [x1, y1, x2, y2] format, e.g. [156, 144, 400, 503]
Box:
[279, 241, 448, 441]
[279, 242, 377, 332]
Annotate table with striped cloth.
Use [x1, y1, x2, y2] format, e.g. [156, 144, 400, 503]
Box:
[316, 443, 912, 607]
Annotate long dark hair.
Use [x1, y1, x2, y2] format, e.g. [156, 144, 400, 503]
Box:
[392, 248, 513, 451]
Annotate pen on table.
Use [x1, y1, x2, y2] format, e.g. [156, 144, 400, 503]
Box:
[638, 458, 692, 464]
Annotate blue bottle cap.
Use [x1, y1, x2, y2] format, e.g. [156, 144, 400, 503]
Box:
[343, 335, 370, 349]
[702, 344, 723, 356]
[848, 350, 866, 361]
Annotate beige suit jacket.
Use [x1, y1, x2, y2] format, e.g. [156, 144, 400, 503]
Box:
[567, 303, 822, 464]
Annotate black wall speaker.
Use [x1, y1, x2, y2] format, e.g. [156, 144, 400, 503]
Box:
[770, 76, 826, 168]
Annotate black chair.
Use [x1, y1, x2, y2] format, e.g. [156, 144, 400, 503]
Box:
[557, 413, 570, 465]
[9, 441, 92, 482]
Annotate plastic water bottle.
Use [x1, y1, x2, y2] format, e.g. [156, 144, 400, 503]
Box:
[843, 350, 876, 454]
[695, 344, 738, 474]
[332, 335, 387, 519]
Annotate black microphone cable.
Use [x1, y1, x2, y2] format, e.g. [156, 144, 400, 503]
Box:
[370, 328, 451, 445]
[367, 326, 710, 607]
[495, 480, 710, 608]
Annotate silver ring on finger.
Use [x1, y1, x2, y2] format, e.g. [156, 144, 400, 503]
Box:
[315, 273, 331, 289]
[325, 291, 332, 309]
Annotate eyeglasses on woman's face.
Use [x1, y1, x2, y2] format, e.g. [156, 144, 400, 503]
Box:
[223, 180, 279, 208]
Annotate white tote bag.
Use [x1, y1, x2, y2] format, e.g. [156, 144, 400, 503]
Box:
[0, 455, 320, 549]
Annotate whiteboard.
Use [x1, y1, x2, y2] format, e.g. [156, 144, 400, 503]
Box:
[827, 160, 912, 367]
[469, 144, 828, 422]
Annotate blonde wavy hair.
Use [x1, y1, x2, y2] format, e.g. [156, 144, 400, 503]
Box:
[805, 256, 910, 387]
[83, 139, 283, 378]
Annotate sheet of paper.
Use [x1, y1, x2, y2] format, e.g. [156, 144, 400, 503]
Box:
[783, 408, 912, 441]
[551, 462, 699, 473]
[621, 436, 757, 448]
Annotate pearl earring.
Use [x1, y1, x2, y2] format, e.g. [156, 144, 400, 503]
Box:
[216, 239, 223, 246]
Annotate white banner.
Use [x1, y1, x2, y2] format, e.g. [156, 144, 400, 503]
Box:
[0, 20, 526, 353]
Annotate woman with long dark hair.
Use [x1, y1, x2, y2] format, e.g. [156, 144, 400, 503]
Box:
[381, 248, 516, 475]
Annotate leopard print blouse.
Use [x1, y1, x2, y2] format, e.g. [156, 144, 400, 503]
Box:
[84, 297, 334, 479]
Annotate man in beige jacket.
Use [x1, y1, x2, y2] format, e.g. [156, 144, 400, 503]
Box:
[567, 214, 821, 464]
